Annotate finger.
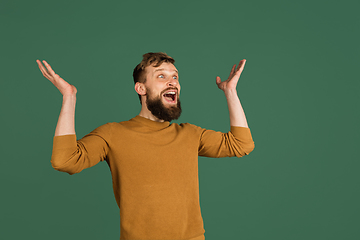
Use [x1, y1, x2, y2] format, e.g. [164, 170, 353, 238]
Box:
[36, 60, 49, 75]
[216, 76, 221, 85]
[216, 76, 224, 90]
[234, 60, 246, 78]
[228, 64, 236, 79]
[236, 59, 246, 72]
[36, 59, 46, 72]
[37, 60, 52, 79]
[39, 66, 49, 78]
[42, 60, 57, 76]
[36, 60, 49, 77]
[39, 63, 52, 80]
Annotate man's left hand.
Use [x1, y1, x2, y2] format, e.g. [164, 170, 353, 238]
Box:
[216, 59, 246, 93]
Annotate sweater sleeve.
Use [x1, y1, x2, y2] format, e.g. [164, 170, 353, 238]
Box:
[51, 123, 112, 175]
[198, 126, 255, 158]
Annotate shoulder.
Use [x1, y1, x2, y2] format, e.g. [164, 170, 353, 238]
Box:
[87, 121, 130, 136]
[178, 122, 199, 128]
[99, 118, 137, 129]
[99, 118, 151, 133]
[93, 122, 117, 131]
[174, 122, 206, 134]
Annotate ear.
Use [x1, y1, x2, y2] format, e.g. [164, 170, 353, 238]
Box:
[135, 82, 146, 96]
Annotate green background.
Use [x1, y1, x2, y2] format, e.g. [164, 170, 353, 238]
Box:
[1, 0, 359, 239]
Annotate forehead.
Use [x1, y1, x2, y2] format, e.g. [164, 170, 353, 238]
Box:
[147, 62, 178, 75]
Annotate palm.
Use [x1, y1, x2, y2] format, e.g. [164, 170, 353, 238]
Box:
[36, 60, 77, 96]
[216, 59, 246, 92]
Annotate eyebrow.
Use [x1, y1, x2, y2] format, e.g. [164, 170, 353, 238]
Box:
[154, 68, 178, 73]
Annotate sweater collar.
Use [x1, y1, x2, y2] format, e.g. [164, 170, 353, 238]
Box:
[132, 115, 171, 129]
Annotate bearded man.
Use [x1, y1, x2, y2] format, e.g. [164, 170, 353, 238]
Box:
[36, 52, 254, 240]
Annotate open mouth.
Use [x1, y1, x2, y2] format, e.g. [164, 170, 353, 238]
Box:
[162, 90, 177, 103]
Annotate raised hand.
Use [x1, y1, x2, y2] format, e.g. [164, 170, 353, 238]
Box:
[216, 59, 246, 93]
[36, 60, 77, 96]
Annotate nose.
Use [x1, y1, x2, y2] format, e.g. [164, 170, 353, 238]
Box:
[167, 78, 178, 88]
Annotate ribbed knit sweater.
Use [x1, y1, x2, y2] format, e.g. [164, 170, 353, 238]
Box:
[51, 115, 254, 240]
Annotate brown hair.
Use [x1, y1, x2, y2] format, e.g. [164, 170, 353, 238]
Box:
[133, 52, 175, 103]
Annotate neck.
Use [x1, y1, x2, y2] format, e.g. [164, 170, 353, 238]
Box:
[139, 105, 165, 122]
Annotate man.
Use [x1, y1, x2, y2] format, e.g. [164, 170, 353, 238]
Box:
[36, 52, 254, 240]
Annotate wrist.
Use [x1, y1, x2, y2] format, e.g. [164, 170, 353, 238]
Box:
[224, 88, 238, 98]
[62, 93, 77, 102]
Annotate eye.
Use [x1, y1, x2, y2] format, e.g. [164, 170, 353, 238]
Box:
[173, 76, 178, 80]
[158, 74, 164, 78]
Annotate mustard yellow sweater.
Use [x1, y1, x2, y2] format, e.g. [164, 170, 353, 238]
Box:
[51, 115, 254, 240]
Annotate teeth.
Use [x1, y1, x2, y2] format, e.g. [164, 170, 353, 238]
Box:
[166, 91, 176, 95]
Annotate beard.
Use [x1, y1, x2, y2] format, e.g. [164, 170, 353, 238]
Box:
[146, 88, 182, 122]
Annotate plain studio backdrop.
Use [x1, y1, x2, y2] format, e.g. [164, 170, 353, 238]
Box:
[0, 0, 359, 239]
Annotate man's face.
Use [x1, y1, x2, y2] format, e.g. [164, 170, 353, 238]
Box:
[144, 62, 182, 121]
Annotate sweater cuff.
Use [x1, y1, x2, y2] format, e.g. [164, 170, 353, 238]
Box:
[230, 126, 253, 141]
[53, 134, 77, 149]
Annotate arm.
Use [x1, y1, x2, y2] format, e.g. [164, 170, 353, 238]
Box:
[197, 59, 253, 158]
[198, 126, 254, 158]
[216, 59, 249, 128]
[37, 60, 110, 174]
[36, 60, 77, 136]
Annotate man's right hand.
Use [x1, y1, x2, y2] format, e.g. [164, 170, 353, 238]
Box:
[37, 60, 77, 136]
[36, 60, 77, 96]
